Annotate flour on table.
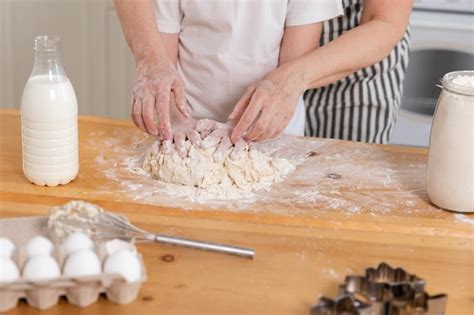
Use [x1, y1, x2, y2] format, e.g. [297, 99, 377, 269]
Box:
[141, 140, 295, 200]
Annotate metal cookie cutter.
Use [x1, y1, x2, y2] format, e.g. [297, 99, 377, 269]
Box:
[310, 262, 447, 315]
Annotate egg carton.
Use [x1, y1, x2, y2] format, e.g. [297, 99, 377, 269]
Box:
[0, 216, 147, 312]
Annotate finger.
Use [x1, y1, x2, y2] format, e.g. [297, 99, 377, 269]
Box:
[161, 140, 173, 155]
[248, 142, 259, 160]
[229, 138, 248, 160]
[202, 128, 228, 149]
[174, 132, 187, 158]
[228, 85, 256, 120]
[131, 97, 146, 131]
[172, 80, 189, 117]
[195, 119, 218, 139]
[245, 106, 274, 142]
[156, 84, 172, 140]
[186, 130, 201, 147]
[230, 90, 265, 143]
[213, 136, 232, 162]
[150, 140, 161, 155]
[142, 91, 159, 136]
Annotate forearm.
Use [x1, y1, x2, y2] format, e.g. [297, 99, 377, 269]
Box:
[279, 23, 322, 66]
[296, 21, 407, 88]
[113, 0, 166, 62]
[307, 71, 353, 89]
[288, 0, 412, 89]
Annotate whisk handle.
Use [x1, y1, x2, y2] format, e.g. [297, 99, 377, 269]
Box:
[153, 234, 255, 259]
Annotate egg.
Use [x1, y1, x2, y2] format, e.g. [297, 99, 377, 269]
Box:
[22, 255, 60, 281]
[0, 238, 15, 258]
[104, 249, 141, 283]
[63, 232, 93, 255]
[63, 249, 101, 278]
[0, 258, 20, 283]
[26, 236, 54, 258]
[105, 239, 135, 256]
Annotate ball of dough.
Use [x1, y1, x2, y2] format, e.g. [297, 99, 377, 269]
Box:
[142, 140, 293, 197]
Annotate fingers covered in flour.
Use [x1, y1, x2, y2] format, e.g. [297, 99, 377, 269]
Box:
[161, 140, 173, 155]
[202, 128, 229, 149]
[186, 130, 201, 147]
[229, 138, 248, 160]
[195, 119, 218, 139]
[150, 140, 161, 155]
[248, 142, 259, 160]
[213, 136, 233, 162]
[174, 132, 187, 158]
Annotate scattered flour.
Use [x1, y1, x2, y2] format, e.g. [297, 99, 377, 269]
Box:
[141, 140, 294, 200]
[454, 213, 474, 226]
[87, 128, 470, 224]
[322, 268, 340, 280]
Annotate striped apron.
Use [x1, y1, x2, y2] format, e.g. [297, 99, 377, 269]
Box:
[304, 0, 411, 144]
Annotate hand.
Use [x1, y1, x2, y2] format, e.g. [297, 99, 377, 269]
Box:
[164, 99, 200, 157]
[131, 55, 189, 139]
[150, 117, 200, 158]
[229, 66, 306, 143]
[194, 119, 248, 161]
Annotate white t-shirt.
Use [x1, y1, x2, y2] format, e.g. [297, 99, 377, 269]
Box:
[155, 0, 343, 135]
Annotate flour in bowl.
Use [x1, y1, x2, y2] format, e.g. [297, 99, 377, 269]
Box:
[452, 74, 474, 88]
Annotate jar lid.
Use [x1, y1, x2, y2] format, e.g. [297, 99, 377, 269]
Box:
[441, 71, 474, 97]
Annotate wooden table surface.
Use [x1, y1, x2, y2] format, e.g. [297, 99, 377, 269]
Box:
[0, 109, 472, 315]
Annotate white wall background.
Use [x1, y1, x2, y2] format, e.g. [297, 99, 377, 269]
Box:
[0, 0, 135, 119]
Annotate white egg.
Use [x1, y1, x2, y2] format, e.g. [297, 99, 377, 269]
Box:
[26, 236, 54, 258]
[63, 232, 93, 255]
[104, 249, 141, 283]
[22, 255, 60, 281]
[63, 249, 101, 278]
[105, 239, 136, 256]
[0, 238, 15, 258]
[0, 258, 20, 283]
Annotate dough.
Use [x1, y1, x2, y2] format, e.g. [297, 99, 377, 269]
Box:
[142, 140, 294, 198]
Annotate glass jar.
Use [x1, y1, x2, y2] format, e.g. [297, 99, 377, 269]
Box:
[21, 35, 79, 186]
[426, 71, 474, 212]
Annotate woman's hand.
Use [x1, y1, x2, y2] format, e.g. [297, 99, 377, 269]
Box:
[154, 117, 249, 161]
[131, 55, 189, 139]
[229, 66, 306, 143]
[194, 119, 248, 161]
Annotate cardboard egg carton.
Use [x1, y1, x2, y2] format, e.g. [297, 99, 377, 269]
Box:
[0, 216, 147, 312]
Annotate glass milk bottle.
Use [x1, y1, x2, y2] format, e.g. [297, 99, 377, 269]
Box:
[426, 71, 474, 213]
[21, 35, 79, 186]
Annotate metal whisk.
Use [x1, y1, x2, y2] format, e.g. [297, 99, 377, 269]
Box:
[47, 200, 255, 259]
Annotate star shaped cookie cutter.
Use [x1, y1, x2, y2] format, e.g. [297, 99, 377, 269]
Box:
[310, 262, 448, 315]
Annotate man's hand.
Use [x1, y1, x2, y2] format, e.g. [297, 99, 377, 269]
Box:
[155, 97, 199, 157]
[131, 56, 189, 139]
[229, 66, 306, 143]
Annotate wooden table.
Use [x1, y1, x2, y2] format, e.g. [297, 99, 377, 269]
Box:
[0, 109, 472, 315]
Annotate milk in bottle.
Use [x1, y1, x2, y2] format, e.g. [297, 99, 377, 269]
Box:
[21, 35, 78, 186]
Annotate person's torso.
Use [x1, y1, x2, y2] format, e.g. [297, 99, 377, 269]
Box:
[177, 0, 290, 121]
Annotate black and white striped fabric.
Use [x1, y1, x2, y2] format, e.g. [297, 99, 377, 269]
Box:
[304, 0, 411, 144]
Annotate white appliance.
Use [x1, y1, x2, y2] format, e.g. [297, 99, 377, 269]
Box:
[390, 0, 474, 147]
